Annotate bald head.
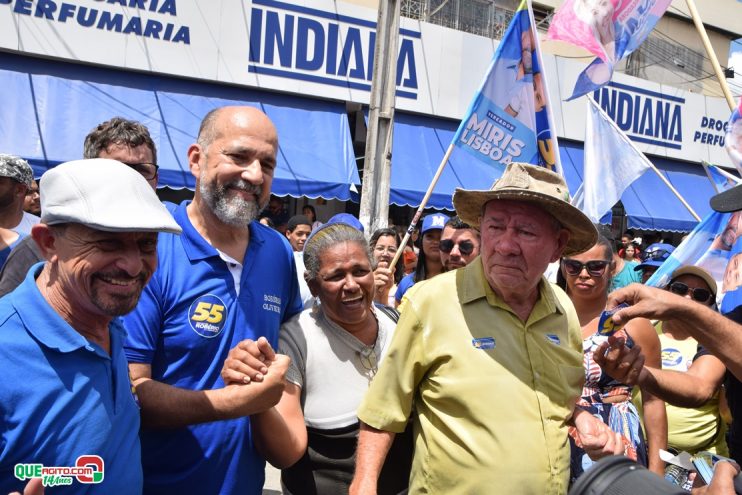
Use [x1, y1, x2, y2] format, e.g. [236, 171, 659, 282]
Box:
[189, 106, 279, 228]
[197, 106, 278, 153]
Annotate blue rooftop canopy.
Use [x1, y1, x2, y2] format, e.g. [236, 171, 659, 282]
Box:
[0, 52, 359, 201]
[390, 111, 713, 232]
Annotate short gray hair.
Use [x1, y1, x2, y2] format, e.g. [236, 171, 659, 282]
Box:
[303, 223, 374, 282]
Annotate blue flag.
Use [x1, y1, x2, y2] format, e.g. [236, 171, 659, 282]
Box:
[702, 161, 742, 193]
[450, 0, 561, 177]
[646, 209, 742, 314]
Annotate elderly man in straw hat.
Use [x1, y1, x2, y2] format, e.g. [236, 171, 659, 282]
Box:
[350, 163, 626, 495]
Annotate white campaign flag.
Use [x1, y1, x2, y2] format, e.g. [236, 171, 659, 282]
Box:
[572, 98, 652, 222]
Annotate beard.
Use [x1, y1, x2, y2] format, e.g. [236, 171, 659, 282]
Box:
[199, 175, 262, 228]
[91, 271, 149, 316]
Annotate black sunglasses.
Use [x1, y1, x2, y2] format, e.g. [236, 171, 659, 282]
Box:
[641, 249, 671, 262]
[667, 282, 713, 304]
[562, 259, 611, 277]
[439, 239, 475, 256]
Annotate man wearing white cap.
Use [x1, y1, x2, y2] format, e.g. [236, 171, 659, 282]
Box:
[0, 117, 161, 296]
[351, 163, 624, 494]
[0, 159, 181, 494]
[122, 106, 302, 494]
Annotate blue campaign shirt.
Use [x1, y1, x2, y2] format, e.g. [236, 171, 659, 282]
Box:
[395, 273, 416, 303]
[123, 200, 302, 495]
[0, 264, 142, 494]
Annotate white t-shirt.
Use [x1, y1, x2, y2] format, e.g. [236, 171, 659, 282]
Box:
[12, 211, 39, 236]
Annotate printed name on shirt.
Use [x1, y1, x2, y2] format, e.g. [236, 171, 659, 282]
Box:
[262, 294, 282, 314]
[188, 294, 228, 338]
[472, 337, 496, 350]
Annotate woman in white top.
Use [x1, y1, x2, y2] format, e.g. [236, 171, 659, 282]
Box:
[223, 221, 411, 494]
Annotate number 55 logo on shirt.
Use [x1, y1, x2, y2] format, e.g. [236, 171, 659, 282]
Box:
[188, 294, 228, 338]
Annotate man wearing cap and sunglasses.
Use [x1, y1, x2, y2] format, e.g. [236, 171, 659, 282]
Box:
[0, 159, 181, 493]
[351, 163, 625, 495]
[600, 182, 742, 467]
[439, 215, 480, 272]
[634, 242, 676, 284]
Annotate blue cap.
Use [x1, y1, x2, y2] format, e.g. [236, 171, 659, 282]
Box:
[326, 213, 364, 232]
[634, 243, 675, 271]
[420, 213, 450, 234]
[303, 213, 364, 260]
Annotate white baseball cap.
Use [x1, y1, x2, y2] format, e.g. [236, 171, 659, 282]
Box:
[40, 158, 181, 234]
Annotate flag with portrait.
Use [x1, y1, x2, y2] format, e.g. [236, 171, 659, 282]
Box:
[450, 0, 561, 175]
[547, 0, 672, 100]
[647, 99, 742, 313]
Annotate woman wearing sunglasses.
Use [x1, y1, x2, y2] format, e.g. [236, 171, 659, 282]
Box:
[656, 266, 729, 457]
[558, 236, 666, 482]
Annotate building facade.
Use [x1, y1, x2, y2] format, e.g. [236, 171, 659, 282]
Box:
[0, 0, 740, 230]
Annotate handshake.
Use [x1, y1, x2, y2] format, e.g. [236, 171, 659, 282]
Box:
[217, 337, 291, 417]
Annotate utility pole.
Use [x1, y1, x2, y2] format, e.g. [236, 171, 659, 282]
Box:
[358, 0, 400, 235]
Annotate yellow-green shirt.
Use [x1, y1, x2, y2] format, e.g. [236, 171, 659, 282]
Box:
[657, 324, 728, 455]
[358, 258, 584, 494]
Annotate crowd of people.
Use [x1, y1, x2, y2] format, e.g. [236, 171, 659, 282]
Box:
[1, 107, 742, 495]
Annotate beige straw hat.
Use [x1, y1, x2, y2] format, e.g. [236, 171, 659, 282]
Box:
[452, 162, 597, 256]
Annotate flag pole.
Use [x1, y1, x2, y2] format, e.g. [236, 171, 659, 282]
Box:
[527, 0, 563, 175]
[684, 0, 736, 112]
[647, 164, 701, 221]
[701, 161, 722, 194]
[711, 163, 742, 184]
[389, 143, 455, 269]
[389, 0, 554, 269]
[589, 99, 701, 221]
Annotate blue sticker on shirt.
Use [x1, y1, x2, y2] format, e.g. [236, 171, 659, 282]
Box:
[546, 334, 561, 345]
[188, 294, 228, 338]
[661, 348, 684, 367]
[472, 337, 496, 350]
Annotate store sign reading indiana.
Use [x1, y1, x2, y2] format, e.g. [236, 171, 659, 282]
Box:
[248, 0, 419, 99]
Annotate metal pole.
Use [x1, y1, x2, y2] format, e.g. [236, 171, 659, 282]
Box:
[684, 0, 736, 111]
[359, 0, 400, 235]
[389, 142, 456, 269]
